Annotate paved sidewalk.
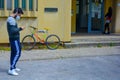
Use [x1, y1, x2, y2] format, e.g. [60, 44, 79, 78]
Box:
[65, 33, 120, 48]
[0, 46, 120, 61]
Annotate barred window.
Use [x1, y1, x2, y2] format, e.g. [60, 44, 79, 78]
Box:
[22, 0, 26, 10]
[0, 0, 4, 10]
[14, 0, 19, 8]
[0, 0, 38, 11]
[36, 0, 38, 11]
[7, 0, 12, 10]
[29, 0, 33, 11]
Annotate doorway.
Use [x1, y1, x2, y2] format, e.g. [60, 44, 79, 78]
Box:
[76, 0, 88, 33]
[71, 0, 104, 33]
[88, 0, 104, 33]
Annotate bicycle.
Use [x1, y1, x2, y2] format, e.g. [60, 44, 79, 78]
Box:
[22, 26, 61, 50]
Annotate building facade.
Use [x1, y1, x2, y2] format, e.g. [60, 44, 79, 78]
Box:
[0, 0, 120, 43]
[0, 0, 71, 43]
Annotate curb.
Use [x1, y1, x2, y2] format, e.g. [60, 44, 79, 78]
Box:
[64, 42, 120, 48]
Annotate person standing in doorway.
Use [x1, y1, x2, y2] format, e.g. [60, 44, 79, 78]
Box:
[7, 8, 24, 76]
[103, 7, 112, 34]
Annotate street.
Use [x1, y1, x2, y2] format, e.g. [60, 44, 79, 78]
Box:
[0, 47, 120, 80]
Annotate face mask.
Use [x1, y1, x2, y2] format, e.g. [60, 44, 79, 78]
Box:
[16, 15, 20, 20]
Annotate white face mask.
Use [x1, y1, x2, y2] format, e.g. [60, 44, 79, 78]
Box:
[16, 15, 20, 20]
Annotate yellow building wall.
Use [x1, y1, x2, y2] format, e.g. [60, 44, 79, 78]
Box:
[115, 0, 120, 33]
[71, 0, 76, 33]
[0, 18, 8, 43]
[38, 0, 71, 42]
[104, 0, 113, 14]
[0, 0, 71, 43]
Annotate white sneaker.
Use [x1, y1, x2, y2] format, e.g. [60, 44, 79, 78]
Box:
[14, 68, 21, 72]
[8, 69, 19, 76]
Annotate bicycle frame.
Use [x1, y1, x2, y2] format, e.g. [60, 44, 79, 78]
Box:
[33, 33, 45, 43]
[29, 26, 48, 44]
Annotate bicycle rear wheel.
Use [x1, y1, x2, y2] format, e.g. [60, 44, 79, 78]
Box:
[46, 34, 60, 50]
[22, 35, 36, 50]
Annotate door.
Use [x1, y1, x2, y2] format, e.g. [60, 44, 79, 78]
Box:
[76, 0, 88, 33]
[88, 0, 104, 33]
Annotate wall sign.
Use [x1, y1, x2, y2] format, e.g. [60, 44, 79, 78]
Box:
[44, 8, 58, 12]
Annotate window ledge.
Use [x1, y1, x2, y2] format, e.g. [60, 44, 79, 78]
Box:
[0, 10, 38, 18]
[22, 11, 38, 18]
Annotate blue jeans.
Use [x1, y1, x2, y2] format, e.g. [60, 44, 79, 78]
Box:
[10, 39, 21, 70]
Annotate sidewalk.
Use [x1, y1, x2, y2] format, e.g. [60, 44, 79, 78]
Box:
[64, 33, 120, 48]
[0, 46, 120, 61]
[0, 34, 120, 80]
[0, 33, 120, 61]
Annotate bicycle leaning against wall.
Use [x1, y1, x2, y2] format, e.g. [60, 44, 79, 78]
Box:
[21, 26, 61, 50]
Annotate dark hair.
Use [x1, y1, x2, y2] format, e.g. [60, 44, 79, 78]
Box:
[108, 7, 112, 15]
[13, 8, 24, 14]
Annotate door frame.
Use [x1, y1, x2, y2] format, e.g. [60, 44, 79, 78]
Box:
[88, 0, 104, 33]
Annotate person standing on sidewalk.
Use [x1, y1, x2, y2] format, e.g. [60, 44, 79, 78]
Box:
[103, 7, 112, 34]
[6, 8, 24, 76]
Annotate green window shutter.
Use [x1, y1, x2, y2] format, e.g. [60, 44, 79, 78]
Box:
[14, 0, 19, 8]
[29, 0, 33, 10]
[22, 0, 26, 10]
[0, 0, 4, 9]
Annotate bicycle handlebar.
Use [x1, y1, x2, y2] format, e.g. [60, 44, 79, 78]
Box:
[29, 26, 38, 30]
[29, 26, 49, 33]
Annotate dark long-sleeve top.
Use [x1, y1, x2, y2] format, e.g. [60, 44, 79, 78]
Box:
[7, 16, 22, 40]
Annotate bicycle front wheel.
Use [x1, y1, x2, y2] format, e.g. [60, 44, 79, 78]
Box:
[22, 35, 36, 50]
[46, 34, 60, 50]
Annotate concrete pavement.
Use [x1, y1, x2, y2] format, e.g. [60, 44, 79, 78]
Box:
[65, 33, 120, 48]
[0, 46, 120, 61]
[1, 56, 120, 80]
[0, 47, 120, 80]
